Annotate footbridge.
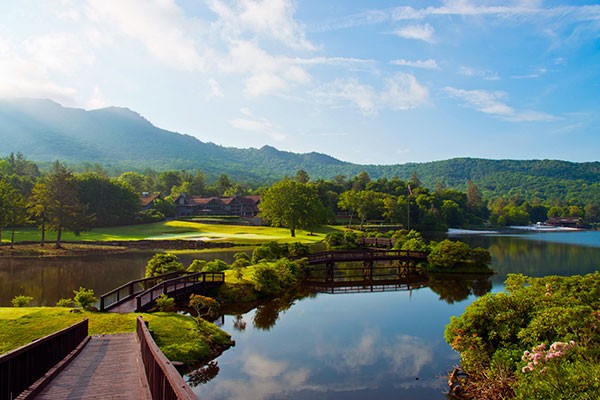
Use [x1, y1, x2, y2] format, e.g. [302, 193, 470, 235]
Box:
[100, 271, 224, 313]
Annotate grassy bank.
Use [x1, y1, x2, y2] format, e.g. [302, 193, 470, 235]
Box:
[1, 220, 341, 245]
[0, 307, 232, 364]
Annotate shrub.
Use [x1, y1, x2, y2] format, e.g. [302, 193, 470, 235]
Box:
[73, 287, 97, 309]
[56, 298, 74, 307]
[251, 241, 286, 263]
[233, 252, 252, 265]
[189, 294, 220, 319]
[428, 239, 472, 269]
[187, 259, 207, 272]
[325, 231, 345, 249]
[145, 253, 184, 278]
[202, 259, 229, 272]
[155, 294, 176, 312]
[287, 242, 309, 257]
[11, 295, 33, 307]
[252, 263, 282, 295]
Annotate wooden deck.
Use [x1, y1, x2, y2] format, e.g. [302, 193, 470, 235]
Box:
[33, 334, 151, 400]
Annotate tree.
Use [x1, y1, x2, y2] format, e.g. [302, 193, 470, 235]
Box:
[259, 179, 326, 237]
[3, 183, 27, 248]
[295, 169, 310, 183]
[118, 171, 146, 193]
[145, 253, 184, 277]
[28, 162, 94, 248]
[338, 190, 386, 227]
[77, 174, 140, 227]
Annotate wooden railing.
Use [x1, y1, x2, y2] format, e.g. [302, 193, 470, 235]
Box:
[136, 316, 197, 400]
[304, 249, 429, 265]
[100, 271, 187, 311]
[135, 272, 224, 312]
[0, 319, 88, 400]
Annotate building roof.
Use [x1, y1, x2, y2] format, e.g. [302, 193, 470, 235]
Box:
[139, 192, 160, 207]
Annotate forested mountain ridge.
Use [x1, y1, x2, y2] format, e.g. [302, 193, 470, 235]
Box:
[1, 98, 599, 205]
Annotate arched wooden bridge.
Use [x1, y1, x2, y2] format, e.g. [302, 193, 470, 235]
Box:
[100, 271, 224, 313]
[300, 249, 429, 285]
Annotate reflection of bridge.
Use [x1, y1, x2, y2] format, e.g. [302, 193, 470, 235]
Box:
[100, 271, 224, 313]
[304, 276, 429, 295]
[301, 250, 428, 284]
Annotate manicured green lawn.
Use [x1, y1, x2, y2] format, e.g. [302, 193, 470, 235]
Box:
[3, 221, 343, 244]
[0, 307, 231, 363]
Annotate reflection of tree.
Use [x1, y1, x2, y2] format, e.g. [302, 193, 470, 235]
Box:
[233, 314, 247, 331]
[252, 289, 311, 330]
[427, 274, 492, 304]
[187, 361, 220, 387]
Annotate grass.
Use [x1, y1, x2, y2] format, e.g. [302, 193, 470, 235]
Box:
[2, 221, 344, 245]
[0, 307, 232, 363]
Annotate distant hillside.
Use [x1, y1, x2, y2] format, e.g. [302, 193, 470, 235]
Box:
[1, 98, 599, 205]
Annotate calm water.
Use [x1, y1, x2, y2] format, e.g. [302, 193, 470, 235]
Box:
[1, 231, 599, 399]
[194, 231, 600, 399]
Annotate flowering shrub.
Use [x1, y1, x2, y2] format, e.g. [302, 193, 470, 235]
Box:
[521, 341, 576, 373]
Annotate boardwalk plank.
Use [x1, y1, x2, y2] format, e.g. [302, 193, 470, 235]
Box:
[34, 334, 151, 400]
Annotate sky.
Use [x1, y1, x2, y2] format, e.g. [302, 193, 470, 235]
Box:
[0, 0, 599, 165]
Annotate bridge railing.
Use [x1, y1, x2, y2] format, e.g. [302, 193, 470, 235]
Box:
[136, 316, 197, 400]
[135, 272, 225, 312]
[305, 249, 428, 264]
[0, 319, 88, 400]
[99, 271, 187, 311]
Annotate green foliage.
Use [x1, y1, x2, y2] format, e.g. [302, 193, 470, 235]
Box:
[189, 294, 221, 319]
[155, 294, 176, 312]
[252, 241, 286, 263]
[56, 298, 74, 307]
[445, 273, 600, 399]
[145, 253, 184, 278]
[325, 231, 345, 249]
[202, 259, 229, 272]
[428, 239, 471, 269]
[233, 252, 251, 265]
[260, 179, 327, 237]
[11, 295, 33, 307]
[73, 287, 97, 309]
[187, 259, 207, 272]
[251, 259, 301, 296]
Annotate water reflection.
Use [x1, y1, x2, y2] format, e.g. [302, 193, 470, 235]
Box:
[427, 274, 493, 304]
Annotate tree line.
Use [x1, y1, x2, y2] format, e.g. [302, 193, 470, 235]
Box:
[1, 153, 598, 247]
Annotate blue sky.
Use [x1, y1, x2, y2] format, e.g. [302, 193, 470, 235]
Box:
[1, 1, 598, 164]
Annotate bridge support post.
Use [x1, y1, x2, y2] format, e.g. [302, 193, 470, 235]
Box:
[326, 262, 334, 283]
[363, 261, 373, 281]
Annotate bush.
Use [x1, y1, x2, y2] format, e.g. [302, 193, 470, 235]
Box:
[233, 252, 252, 265]
[155, 294, 176, 312]
[325, 231, 345, 249]
[187, 259, 207, 272]
[189, 294, 220, 319]
[202, 259, 229, 272]
[252, 263, 282, 295]
[145, 253, 185, 278]
[11, 295, 33, 307]
[251, 241, 286, 263]
[428, 239, 472, 269]
[56, 298, 74, 307]
[73, 287, 97, 309]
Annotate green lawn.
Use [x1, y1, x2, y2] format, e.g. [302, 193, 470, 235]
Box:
[0, 307, 231, 363]
[3, 221, 343, 244]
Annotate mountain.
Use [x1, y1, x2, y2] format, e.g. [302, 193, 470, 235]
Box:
[1, 98, 599, 205]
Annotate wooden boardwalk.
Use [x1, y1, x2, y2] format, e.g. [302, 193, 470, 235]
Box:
[33, 334, 151, 400]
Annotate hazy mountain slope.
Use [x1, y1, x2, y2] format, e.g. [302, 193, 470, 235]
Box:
[1, 98, 599, 205]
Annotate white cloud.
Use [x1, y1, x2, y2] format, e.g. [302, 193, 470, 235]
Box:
[23, 33, 94, 72]
[459, 66, 500, 81]
[312, 78, 377, 115]
[86, 0, 206, 71]
[313, 73, 428, 114]
[393, 24, 435, 42]
[391, 58, 439, 70]
[208, 0, 315, 51]
[444, 86, 557, 121]
[230, 108, 286, 141]
[382, 73, 429, 110]
[0, 38, 77, 103]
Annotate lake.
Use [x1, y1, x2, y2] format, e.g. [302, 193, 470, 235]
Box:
[1, 231, 599, 398]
